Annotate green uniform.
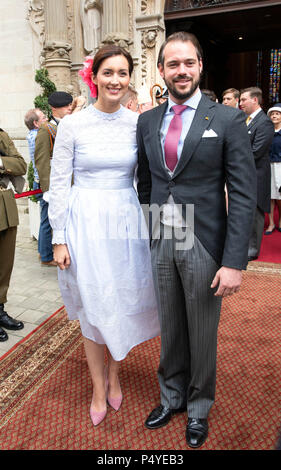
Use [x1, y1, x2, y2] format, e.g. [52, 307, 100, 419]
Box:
[0, 129, 27, 304]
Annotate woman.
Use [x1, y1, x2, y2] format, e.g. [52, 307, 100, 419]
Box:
[48, 45, 160, 426]
[266, 103, 281, 234]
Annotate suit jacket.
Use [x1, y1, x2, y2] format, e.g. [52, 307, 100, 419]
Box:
[137, 93, 257, 270]
[247, 109, 274, 213]
[0, 130, 27, 232]
[34, 120, 57, 193]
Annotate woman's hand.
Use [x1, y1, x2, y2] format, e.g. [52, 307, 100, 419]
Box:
[53, 244, 71, 270]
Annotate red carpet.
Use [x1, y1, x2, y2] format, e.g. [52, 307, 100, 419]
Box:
[257, 206, 281, 263]
[0, 268, 281, 450]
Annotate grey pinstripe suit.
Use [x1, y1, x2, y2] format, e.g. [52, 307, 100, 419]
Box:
[137, 93, 257, 418]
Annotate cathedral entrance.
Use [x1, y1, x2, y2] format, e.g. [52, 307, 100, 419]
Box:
[164, 1, 281, 108]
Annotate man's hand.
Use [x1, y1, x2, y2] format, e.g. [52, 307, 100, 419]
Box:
[211, 266, 242, 297]
[53, 244, 71, 270]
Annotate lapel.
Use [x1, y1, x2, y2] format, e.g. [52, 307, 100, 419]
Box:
[173, 94, 216, 177]
[150, 101, 168, 173]
[247, 108, 264, 132]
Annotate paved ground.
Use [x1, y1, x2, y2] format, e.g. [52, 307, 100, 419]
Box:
[0, 199, 63, 355]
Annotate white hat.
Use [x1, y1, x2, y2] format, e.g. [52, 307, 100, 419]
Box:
[137, 85, 152, 104]
[267, 103, 281, 115]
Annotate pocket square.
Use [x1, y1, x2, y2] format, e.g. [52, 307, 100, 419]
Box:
[202, 129, 218, 138]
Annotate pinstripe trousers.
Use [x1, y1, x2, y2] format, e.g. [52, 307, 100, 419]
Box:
[151, 223, 222, 419]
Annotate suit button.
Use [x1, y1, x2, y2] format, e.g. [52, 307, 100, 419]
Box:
[168, 181, 175, 188]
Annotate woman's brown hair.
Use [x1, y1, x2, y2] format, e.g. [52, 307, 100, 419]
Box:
[92, 44, 134, 77]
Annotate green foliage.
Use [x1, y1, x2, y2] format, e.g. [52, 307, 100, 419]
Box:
[27, 161, 34, 190]
[27, 161, 38, 203]
[34, 68, 57, 119]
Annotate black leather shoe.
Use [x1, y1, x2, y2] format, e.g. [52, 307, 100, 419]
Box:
[0, 307, 24, 331]
[186, 418, 208, 448]
[0, 327, 8, 342]
[145, 404, 186, 429]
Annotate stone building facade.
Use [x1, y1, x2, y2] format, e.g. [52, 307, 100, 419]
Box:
[0, 0, 166, 161]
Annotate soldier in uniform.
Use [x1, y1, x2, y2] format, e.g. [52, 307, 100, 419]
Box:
[0, 129, 27, 342]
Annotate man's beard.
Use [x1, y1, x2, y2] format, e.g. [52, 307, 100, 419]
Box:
[164, 74, 201, 101]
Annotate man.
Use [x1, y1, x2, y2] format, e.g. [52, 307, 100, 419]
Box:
[239, 87, 274, 260]
[0, 129, 27, 342]
[201, 89, 218, 102]
[137, 32, 256, 448]
[222, 88, 240, 108]
[34, 91, 73, 266]
[24, 109, 47, 181]
[136, 85, 154, 113]
[120, 85, 138, 112]
[25, 108, 49, 262]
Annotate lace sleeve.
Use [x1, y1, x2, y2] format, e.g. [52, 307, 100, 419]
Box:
[48, 116, 74, 245]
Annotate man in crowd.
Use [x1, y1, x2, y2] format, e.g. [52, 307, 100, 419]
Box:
[24, 108, 47, 257]
[239, 87, 274, 260]
[0, 129, 27, 341]
[34, 91, 73, 266]
[137, 85, 154, 113]
[137, 31, 256, 448]
[24, 108, 47, 182]
[222, 88, 240, 108]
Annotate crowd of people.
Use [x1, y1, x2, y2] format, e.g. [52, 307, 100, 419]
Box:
[0, 31, 280, 449]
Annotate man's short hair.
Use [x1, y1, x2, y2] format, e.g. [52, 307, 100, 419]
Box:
[201, 89, 217, 102]
[157, 31, 203, 66]
[222, 88, 240, 100]
[240, 87, 263, 105]
[120, 85, 138, 106]
[24, 109, 41, 130]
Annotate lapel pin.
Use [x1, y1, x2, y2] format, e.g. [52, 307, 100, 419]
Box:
[205, 116, 209, 120]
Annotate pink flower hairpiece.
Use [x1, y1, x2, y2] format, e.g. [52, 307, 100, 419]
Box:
[78, 56, 97, 98]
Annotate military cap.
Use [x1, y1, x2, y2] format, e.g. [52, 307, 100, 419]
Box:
[48, 91, 73, 108]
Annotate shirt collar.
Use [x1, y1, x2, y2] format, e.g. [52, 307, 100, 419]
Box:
[249, 107, 262, 120]
[167, 89, 202, 112]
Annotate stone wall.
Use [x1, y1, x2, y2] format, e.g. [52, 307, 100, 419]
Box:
[0, 0, 42, 161]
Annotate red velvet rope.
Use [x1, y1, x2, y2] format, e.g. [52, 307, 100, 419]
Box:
[14, 189, 42, 199]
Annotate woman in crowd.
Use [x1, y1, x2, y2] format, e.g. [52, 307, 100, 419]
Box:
[265, 103, 281, 234]
[48, 45, 159, 426]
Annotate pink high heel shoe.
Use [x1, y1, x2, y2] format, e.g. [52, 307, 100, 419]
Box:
[107, 377, 123, 411]
[89, 371, 108, 426]
[89, 407, 107, 426]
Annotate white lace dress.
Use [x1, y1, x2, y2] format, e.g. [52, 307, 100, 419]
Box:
[48, 105, 160, 360]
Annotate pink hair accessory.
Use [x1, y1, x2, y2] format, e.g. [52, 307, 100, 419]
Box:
[78, 56, 97, 98]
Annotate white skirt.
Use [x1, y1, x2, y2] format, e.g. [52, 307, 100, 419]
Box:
[58, 182, 160, 361]
[271, 162, 281, 200]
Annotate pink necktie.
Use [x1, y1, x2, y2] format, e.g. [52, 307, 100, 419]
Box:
[164, 105, 187, 172]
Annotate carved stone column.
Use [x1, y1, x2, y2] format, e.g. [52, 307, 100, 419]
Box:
[68, 0, 87, 97]
[102, 0, 132, 49]
[134, 0, 166, 92]
[43, 0, 72, 91]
